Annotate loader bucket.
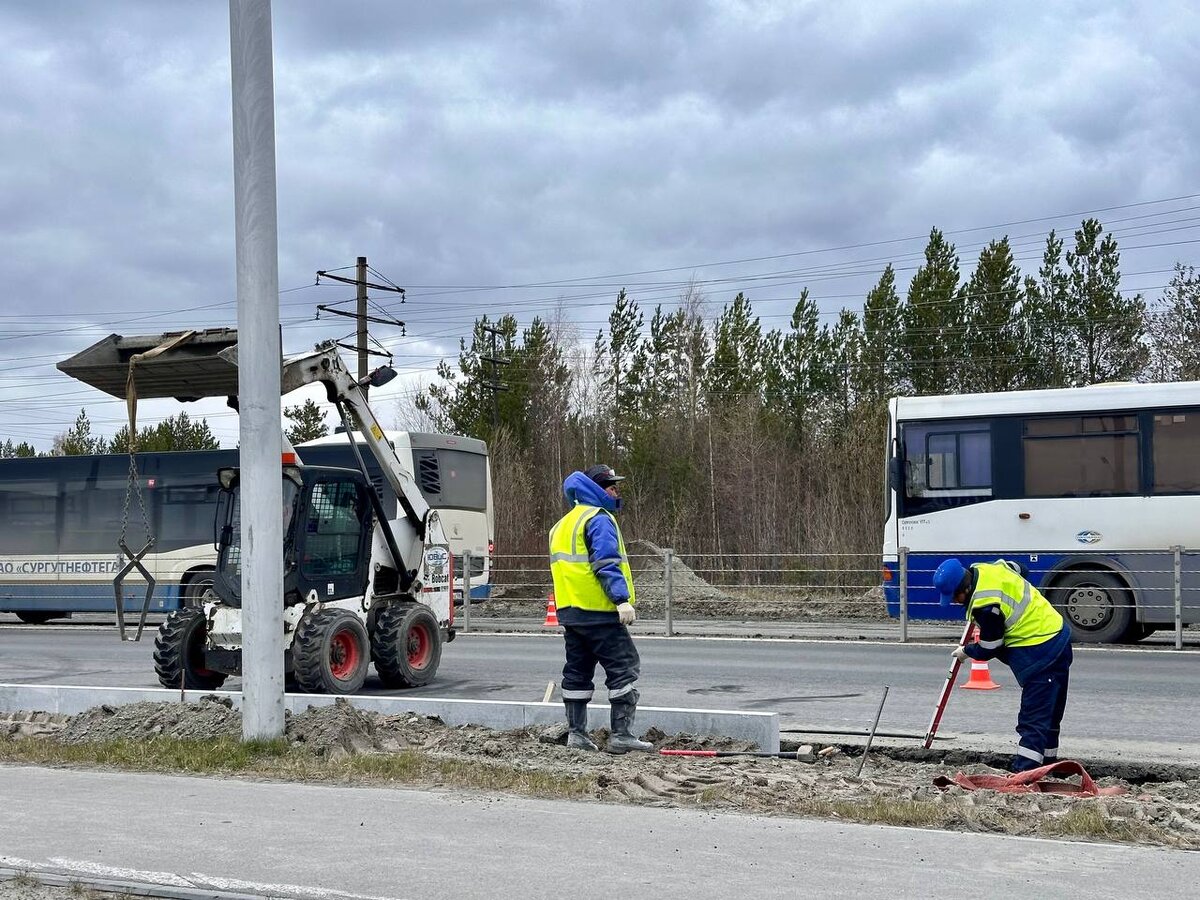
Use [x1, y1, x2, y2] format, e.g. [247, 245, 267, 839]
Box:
[57, 328, 242, 401]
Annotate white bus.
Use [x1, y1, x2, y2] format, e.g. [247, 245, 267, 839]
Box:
[0, 432, 492, 623]
[882, 381, 1200, 642]
[296, 431, 493, 605]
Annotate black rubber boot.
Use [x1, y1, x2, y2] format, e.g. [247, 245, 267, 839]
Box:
[564, 699, 598, 751]
[606, 695, 653, 754]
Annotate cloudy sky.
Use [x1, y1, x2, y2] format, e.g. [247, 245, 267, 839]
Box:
[1, 0, 1197, 450]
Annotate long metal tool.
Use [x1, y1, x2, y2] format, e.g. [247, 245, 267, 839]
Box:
[659, 749, 814, 760]
[854, 685, 891, 779]
[922, 620, 975, 749]
[783, 728, 949, 741]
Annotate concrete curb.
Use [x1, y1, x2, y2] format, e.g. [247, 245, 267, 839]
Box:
[0, 683, 780, 753]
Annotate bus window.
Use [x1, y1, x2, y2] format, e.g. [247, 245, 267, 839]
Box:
[1023, 415, 1139, 497]
[1152, 413, 1200, 493]
[903, 421, 992, 498]
[0, 479, 58, 555]
[60, 475, 128, 555]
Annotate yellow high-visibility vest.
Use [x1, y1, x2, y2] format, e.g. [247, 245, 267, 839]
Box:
[548, 504, 635, 612]
[968, 561, 1064, 648]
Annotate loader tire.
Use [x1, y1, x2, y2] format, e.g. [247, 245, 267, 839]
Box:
[293, 609, 370, 695]
[154, 607, 227, 690]
[371, 603, 442, 688]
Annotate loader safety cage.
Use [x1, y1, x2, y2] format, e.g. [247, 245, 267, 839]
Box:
[882, 380, 1200, 643]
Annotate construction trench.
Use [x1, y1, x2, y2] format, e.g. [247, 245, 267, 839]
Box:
[3, 695, 1199, 850]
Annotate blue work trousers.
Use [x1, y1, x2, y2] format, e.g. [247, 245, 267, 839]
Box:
[1007, 626, 1073, 772]
[560, 622, 640, 702]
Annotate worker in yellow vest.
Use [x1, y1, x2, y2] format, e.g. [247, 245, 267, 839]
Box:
[934, 558, 1073, 772]
[549, 464, 652, 754]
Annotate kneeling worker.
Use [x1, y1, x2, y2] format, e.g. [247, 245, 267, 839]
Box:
[549, 464, 652, 754]
[933, 558, 1073, 772]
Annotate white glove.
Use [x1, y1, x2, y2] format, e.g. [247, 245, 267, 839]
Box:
[951, 646, 970, 663]
[616, 602, 636, 626]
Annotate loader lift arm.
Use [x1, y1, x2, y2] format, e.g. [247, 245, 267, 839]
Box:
[222, 340, 439, 594]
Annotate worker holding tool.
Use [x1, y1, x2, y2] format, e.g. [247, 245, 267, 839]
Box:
[934, 558, 1073, 772]
[549, 464, 653, 754]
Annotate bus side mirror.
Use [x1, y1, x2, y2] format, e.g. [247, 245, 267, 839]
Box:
[888, 457, 902, 492]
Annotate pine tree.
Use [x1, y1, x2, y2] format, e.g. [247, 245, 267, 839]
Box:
[0, 439, 38, 458]
[959, 238, 1025, 393]
[825, 308, 862, 429]
[1022, 230, 1077, 388]
[418, 315, 512, 439]
[53, 410, 107, 456]
[902, 229, 961, 395]
[706, 292, 764, 404]
[1064, 218, 1147, 383]
[764, 288, 830, 441]
[109, 412, 221, 453]
[592, 289, 645, 449]
[855, 265, 904, 402]
[284, 399, 329, 445]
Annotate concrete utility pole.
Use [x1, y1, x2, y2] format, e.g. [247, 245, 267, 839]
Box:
[229, 0, 285, 741]
[356, 256, 369, 390]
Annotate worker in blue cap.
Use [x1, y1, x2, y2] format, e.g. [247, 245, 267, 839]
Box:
[933, 558, 1073, 772]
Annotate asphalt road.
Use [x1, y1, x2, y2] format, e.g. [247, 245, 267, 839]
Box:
[5, 766, 1200, 900]
[2, 621, 1198, 755]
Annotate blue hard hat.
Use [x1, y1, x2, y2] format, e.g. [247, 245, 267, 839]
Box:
[933, 558, 968, 607]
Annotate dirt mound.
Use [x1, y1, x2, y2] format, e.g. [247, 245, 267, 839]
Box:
[58, 696, 241, 744]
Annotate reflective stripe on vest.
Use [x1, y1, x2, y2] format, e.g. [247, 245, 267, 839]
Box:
[548, 504, 636, 612]
[967, 562, 1063, 648]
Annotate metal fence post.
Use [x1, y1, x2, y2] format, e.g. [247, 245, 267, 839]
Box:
[1173, 545, 1182, 651]
[461, 550, 472, 634]
[664, 548, 674, 637]
[898, 546, 909, 644]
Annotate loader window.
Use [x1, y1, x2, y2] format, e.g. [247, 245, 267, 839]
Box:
[301, 480, 366, 578]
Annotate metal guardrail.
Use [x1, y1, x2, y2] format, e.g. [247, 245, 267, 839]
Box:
[460, 547, 1198, 649]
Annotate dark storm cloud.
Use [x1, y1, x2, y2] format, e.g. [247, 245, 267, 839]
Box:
[1, 1, 1198, 448]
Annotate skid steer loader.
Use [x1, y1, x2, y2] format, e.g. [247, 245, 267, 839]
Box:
[151, 342, 455, 694]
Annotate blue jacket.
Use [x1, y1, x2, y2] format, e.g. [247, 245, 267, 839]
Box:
[559, 471, 630, 623]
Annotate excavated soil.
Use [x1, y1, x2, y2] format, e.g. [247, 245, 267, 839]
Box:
[13, 697, 1200, 848]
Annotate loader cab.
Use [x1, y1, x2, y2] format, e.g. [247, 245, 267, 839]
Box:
[212, 465, 376, 608]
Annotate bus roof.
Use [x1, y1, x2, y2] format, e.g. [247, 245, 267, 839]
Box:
[297, 431, 488, 456]
[893, 381, 1200, 421]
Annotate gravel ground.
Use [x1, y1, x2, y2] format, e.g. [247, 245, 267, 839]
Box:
[12, 697, 1200, 849]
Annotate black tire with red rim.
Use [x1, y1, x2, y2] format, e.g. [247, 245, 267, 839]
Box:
[371, 603, 442, 688]
[293, 609, 370, 695]
[154, 606, 227, 690]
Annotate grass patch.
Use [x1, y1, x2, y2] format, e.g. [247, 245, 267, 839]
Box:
[7, 873, 38, 889]
[0, 735, 594, 800]
[1041, 804, 1167, 844]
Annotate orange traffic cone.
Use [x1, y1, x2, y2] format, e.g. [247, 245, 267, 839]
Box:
[960, 658, 1000, 691]
[543, 593, 560, 627]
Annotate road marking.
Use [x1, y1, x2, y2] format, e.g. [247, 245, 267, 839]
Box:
[4, 856, 413, 900]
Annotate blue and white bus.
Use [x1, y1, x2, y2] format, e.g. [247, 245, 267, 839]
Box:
[0, 432, 492, 623]
[882, 381, 1200, 643]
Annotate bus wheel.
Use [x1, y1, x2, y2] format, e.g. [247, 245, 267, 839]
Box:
[154, 607, 227, 690]
[292, 609, 370, 695]
[371, 603, 442, 688]
[183, 572, 217, 609]
[1053, 571, 1133, 644]
[1121, 623, 1157, 643]
[15, 611, 63, 624]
